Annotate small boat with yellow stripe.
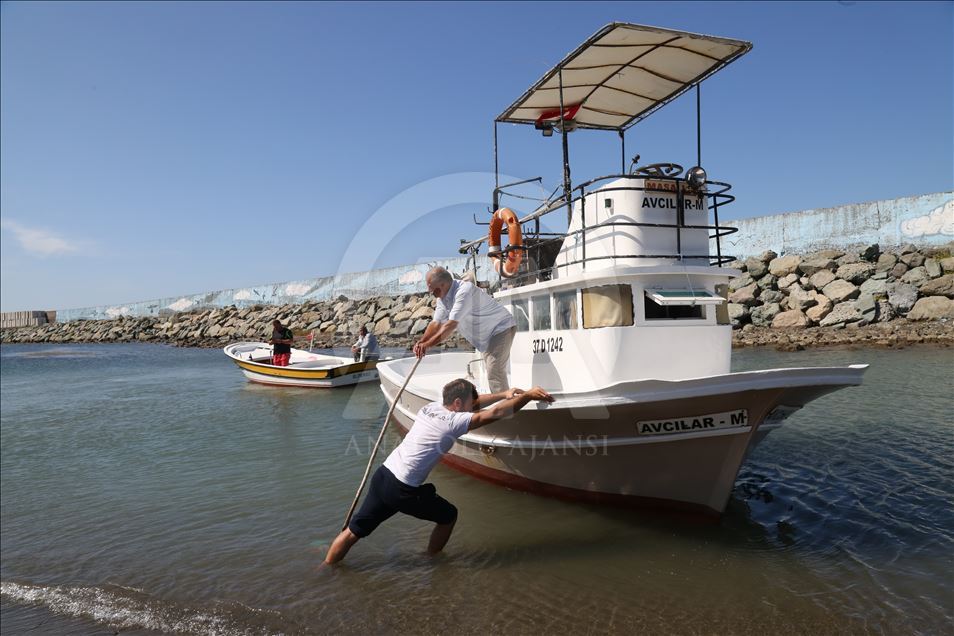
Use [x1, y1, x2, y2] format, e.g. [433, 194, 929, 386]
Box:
[224, 342, 382, 388]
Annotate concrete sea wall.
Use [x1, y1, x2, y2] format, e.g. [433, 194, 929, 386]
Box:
[54, 256, 490, 322]
[720, 191, 953, 258]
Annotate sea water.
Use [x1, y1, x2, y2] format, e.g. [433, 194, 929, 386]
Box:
[1, 343, 952, 634]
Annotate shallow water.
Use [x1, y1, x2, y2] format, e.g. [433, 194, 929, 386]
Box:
[1, 343, 951, 634]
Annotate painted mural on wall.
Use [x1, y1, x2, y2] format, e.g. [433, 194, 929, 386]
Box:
[58, 256, 487, 322]
[57, 192, 953, 321]
[718, 191, 953, 258]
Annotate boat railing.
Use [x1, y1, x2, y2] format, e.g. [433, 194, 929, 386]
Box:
[461, 171, 739, 288]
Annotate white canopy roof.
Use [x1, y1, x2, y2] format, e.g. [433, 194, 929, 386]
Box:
[497, 23, 752, 131]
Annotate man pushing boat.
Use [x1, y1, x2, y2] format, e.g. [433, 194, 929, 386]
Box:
[413, 266, 517, 392]
[324, 378, 553, 564]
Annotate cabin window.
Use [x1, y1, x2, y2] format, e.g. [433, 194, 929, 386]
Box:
[532, 295, 551, 331]
[511, 299, 530, 332]
[644, 298, 705, 320]
[643, 288, 721, 321]
[554, 290, 579, 330]
[582, 285, 634, 328]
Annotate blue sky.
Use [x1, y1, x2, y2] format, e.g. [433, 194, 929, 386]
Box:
[1, 1, 951, 311]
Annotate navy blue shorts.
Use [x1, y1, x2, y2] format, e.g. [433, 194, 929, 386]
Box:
[349, 466, 458, 538]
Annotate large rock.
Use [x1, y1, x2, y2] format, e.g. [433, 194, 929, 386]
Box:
[809, 269, 836, 290]
[756, 274, 778, 290]
[877, 299, 897, 322]
[728, 273, 755, 292]
[777, 273, 799, 290]
[819, 301, 862, 327]
[887, 282, 918, 314]
[890, 263, 909, 279]
[907, 296, 954, 321]
[861, 244, 881, 262]
[900, 266, 931, 287]
[822, 279, 860, 304]
[373, 316, 391, 335]
[769, 254, 801, 277]
[798, 257, 836, 277]
[729, 283, 760, 306]
[836, 262, 875, 284]
[410, 318, 430, 335]
[900, 252, 926, 268]
[744, 257, 768, 279]
[750, 302, 781, 327]
[809, 249, 845, 261]
[854, 293, 878, 326]
[806, 295, 833, 323]
[940, 257, 954, 273]
[772, 310, 810, 328]
[788, 284, 818, 311]
[410, 305, 434, 320]
[919, 274, 954, 298]
[727, 303, 748, 326]
[758, 250, 778, 263]
[876, 252, 898, 272]
[900, 243, 918, 255]
[924, 258, 942, 279]
[836, 253, 862, 265]
[760, 289, 785, 304]
[859, 277, 888, 297]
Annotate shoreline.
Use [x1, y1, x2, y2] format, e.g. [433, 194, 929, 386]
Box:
[2, 318, 951, 352]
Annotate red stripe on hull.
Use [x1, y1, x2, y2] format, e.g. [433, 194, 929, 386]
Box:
[387, 419, 721, 522]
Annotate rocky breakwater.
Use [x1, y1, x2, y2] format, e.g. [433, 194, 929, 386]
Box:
[728, 243, 954, 348]
[0, 293, 461, 350]
[4, 243, 954, 351]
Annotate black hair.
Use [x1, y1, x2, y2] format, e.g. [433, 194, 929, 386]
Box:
[442, 378, 478, 406]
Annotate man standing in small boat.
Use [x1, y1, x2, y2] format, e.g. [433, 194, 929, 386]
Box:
[413, 266, 517, 392]
[269, 319, 294, 367]
[324, 378, 553, 564]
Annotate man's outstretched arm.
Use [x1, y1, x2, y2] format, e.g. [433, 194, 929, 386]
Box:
[468, 387, 554, 431]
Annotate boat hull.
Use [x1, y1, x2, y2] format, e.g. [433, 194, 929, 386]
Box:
[224, 342, 380, 388]
[378, 354, 866, 516]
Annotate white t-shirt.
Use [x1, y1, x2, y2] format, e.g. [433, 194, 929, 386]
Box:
[383, 401, 473, 486]
[433, 280, 516, 352]
[352, 333, 379, 355]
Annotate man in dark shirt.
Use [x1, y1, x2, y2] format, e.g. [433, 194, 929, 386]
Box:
[270, 319, 294, 366]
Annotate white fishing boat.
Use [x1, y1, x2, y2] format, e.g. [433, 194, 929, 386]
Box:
[377, 23, 867, 517]
[224, 342, 382, 387]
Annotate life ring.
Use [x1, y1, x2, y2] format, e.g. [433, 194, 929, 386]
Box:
[487, 208, 523, 277]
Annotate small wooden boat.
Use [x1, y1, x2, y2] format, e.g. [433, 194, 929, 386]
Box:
[224, 342, 382, 387]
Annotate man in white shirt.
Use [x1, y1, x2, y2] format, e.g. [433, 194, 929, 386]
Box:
[351, 326, 380, 362]
[324, 378, 553, 564]
[413, 267, 517, 392]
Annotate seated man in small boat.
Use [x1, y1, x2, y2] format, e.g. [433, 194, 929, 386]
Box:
[351, 325, 380, 362]
[413, 266, 517, 392]
[269, 319, 294, 366]
[324, 378, 554, 564]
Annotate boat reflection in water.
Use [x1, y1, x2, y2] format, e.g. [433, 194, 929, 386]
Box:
[378, 22, 867, 517]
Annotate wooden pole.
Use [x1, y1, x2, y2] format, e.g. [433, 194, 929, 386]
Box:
[340, 356, 423, 532]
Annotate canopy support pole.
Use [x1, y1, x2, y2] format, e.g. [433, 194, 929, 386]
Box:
[696, 83, 702, 167]
[558, 70, 572, 225]
[619, 129, 625, 174]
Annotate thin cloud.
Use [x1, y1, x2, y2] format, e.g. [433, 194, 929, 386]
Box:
[0, 219, 82, 256]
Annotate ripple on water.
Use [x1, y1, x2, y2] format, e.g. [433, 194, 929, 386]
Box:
[1, 343, 952, 634]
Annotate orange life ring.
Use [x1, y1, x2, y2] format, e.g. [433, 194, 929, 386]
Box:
[487, 208, 523, 277]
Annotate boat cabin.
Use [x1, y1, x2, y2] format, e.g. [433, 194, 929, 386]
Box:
[459, 23, 753, 389]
